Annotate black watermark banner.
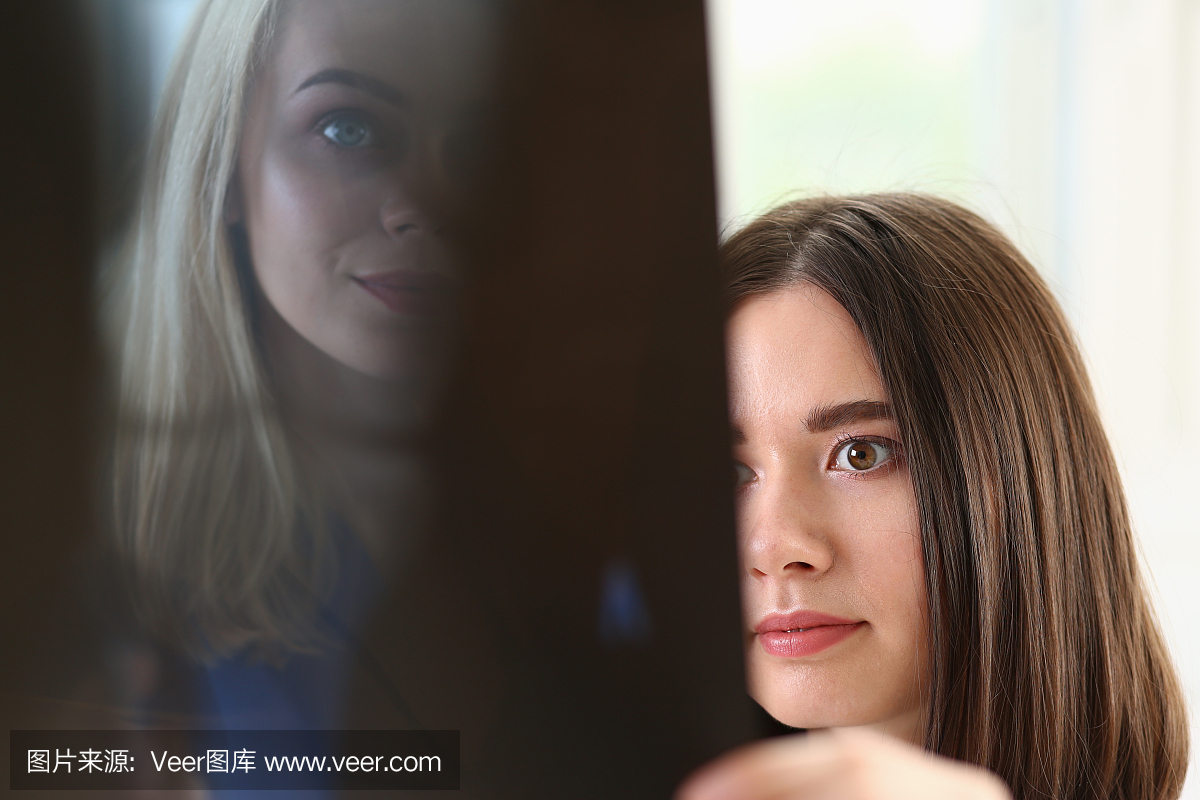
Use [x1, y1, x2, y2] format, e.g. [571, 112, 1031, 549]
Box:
[10, 729, 459, 790]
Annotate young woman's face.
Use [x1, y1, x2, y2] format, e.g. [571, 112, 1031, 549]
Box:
[727, 284, 929, 743]
[235, 0, 490, 380]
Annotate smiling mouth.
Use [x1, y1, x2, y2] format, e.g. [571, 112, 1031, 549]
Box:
[756, 623, 864, 658]
[755, 610, 859, 634]
[352, 271, 456, 316]
[753, 610, 864, 658]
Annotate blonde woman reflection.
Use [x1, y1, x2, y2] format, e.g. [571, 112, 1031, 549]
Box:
[104, 0, 490, 733]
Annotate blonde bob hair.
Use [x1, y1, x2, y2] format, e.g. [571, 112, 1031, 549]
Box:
[103, 0, 334, 657]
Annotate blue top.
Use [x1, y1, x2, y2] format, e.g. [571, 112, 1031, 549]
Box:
[201, 522, 382, 794]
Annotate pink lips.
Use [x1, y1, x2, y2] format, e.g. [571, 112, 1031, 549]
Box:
[352, 270, 455, 315]
[754, 611, 864, 658]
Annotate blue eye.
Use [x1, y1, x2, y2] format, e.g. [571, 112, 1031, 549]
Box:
[322, 115, 373, 147]
[832, 439, 893, 472]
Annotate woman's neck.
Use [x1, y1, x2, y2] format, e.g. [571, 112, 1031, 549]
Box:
[258, 301, 434, 571]
[838, 705, 927, 748]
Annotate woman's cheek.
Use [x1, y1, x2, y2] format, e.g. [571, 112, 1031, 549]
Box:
[259, 147, 371, 250]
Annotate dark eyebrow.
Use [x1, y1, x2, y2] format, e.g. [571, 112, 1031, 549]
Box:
[804, 400, 893, 433]
[729, 399, 891, 445]
[294, 68, 409, 109]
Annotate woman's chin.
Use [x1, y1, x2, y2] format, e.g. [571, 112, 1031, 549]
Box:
[750, 685, 888, 735]
[749, 684, 827, 730]
[337, 346, 449, 392]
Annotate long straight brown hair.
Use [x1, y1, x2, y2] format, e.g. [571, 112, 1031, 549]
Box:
[721, 194, 1189, 800]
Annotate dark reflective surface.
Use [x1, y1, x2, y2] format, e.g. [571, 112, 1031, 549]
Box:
[1, 1, 764, 796]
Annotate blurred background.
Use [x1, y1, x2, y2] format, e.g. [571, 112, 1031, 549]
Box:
[96, 0, 1199, 795]
[708, 1, 1200, 796]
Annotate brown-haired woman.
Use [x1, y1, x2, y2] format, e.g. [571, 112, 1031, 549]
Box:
[678, 194, 1189, 800]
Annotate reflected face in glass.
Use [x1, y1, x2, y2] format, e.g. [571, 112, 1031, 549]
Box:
[234, 0, 490, 380]
[727, 285, 929, 743]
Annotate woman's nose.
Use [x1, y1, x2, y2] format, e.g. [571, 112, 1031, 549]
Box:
[379, 136, 453, 241]
[380, 200, 433, 241]
[741, 481, 835, 579]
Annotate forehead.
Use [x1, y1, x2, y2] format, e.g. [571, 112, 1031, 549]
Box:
[726, 285, 887, 424]
[266, 0, 494, 105]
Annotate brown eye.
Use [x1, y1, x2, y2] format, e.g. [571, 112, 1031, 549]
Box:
[847, 443, 875, 470]
[833, 439, 893, 472]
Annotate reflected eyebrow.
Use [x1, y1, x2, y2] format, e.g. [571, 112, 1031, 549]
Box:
[294, 68, 409, 109]
[804, 400, 893, 433]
